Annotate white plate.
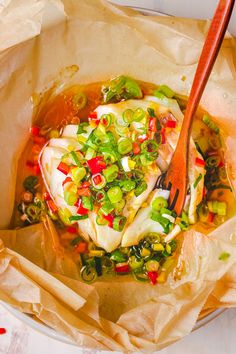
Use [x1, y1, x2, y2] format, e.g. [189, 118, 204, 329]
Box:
[2, 6, 226, 347]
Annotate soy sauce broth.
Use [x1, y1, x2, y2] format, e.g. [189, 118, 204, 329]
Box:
[14, 79, 236, 232]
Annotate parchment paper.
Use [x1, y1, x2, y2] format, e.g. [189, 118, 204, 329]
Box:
[0, 0, 236, 351]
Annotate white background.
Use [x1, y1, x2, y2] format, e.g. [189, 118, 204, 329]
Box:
[1, 1, 236, 353]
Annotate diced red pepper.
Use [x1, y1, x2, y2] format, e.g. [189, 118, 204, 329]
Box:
[75, 242, 88, 253]
[88, 111, 98, 119]
[76, 199, 89, 215]
[0, 328, 6, 335]
[81, 181, 91, 188]
[43, 192, 51, 201]
[92, 174, 103, 186]
[138, 134, 148, 143]
[77, 187, 91, 197]
[208, 212, 215, 223]
[103, 214, 114, 228]
[33, 136, 46, 145]
[26, 160, 35, 168]
[57, 162, 70, 175]
[47, 200, 58, 214]
[33, 164, 41, 175]
[202, 187, 207, 198]
[133, 142, 141, 155]
[195, 157, 206, 167]
[161, 128, 166, 144]
[30, 125, 40, 136]
[88, 111, 100, 126]
[148, 271, 158, 285]
[166, 120, 177, 129]
[115, 264, 130, 273]
[218, 160, 225, 168]
[62, 177, 72, 186]
[87, 156, 106, 175]
[67, 226, 77, 234]
[149, 117, 157, 132]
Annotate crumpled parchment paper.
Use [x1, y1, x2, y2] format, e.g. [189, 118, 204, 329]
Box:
[0, 0, 236, 351]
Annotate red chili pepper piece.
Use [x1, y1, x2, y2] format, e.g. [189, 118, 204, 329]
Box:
[76, 199, 89, 215]
[67, 226, 77, 234]
[218, 160, 225, 168]
[30, 125, 40, 136]
[92, 174, 102, 186]
[103, 214, 114, 228]
[47, 200, 58, 214]
[88, 111, 98, 119]
[77, 187, 91, 197]
[208, 212, 215, 223]
[33, 136, 46, 145]
[166, 120, 177, 128]
[115, 264, 130, 273]
[26, 160, 34, 169]
[133, 142, 141, 155]
[57, 162, 70, 175]
[43, 192, 51, 201]
[147, 271, 158, 285]
[149, 117, 157, 132]
[62, 177, 72, 186]
[33, 164, 41, 175]
[75, 242, 88, 253]
[0, 328, 6, 335]
[161, 128, 166, 144]
[87, 157, 106, 174]
[195, 157, 206, 167]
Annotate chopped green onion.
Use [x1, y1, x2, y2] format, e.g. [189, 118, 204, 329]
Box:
[100, 114, 113, 127]
[107, 186, 123, 204]
[118, 138, 133, 155]
[152, 197, 168, 212]
[58, 208, 72, 225]
[71, 167, 86, 183]
[113, 216, 127, 231]
[133, 107, 146, 122]
[77, 122, 89, 134]
[72, 92, 87, 110]
[193, 173, 203, 188]
[120, 179, 136, 192]
[139, 154, 154, 166]
[153, 90, 166, 101]
[129, 256, 144, 270]
[219, 252, 230, 261]
[141, 139, 159, 153]
[206, 156, 220, 168]
[145, 260, 159, 272]
[23, 175, 38, 193]
[101, 150, 117, 163]
[80, 265, 97, 283]
[100, 201, 114, 215]
[70, 151, 81, 166]
[103, 164, 119, 182]
[85, 147, 96, 160]
[202, 114, 219, 134]
[159, 84, 175, 98]
[122, 109, 134, 124]
[92, 173, 106, 190]
[114, 199, 126, 213]
[82, 196, 93, 211]
[95, 190, 106, 202]
[69, 215, 88, 221]
[151, 212, 170, 231]
[135, 181, 147, 197]
[64, 190, 78, 206]
[110, 250, 127, 262]
[96, 214, 107, 225]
